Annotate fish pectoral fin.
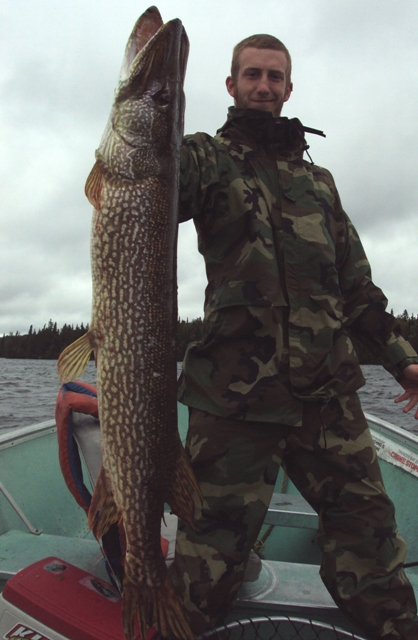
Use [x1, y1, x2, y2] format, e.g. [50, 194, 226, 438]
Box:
[57, 330, 95, 383]
[166, 444, 203, 530]
[85, 161, 104, 210]
[88, 466, 120, 539]
[123, 574, 194, 640]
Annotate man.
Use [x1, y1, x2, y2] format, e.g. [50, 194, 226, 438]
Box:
[169, 34, 418, 639]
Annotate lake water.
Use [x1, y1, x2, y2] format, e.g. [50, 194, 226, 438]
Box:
[0, 358, 417, 434]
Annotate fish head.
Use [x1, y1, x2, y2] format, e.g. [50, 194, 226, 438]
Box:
[97, 7, 189, 181]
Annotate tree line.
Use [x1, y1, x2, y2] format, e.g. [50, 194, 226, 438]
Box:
[1, 311, 417, 363]
[0, 318, 206, 362]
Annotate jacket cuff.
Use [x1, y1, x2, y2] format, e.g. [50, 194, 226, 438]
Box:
[380, 334, 418, 380]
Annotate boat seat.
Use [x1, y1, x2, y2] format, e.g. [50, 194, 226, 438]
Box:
[71, 412, 102, 489]
[69, 413, 266, 583]
[70, 413, 180, 566]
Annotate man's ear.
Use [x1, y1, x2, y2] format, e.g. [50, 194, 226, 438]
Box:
[225, 75, 236, 99]
[284, 81, 293, 103]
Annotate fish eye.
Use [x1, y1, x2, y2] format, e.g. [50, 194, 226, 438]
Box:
[153, 90, 170, 107]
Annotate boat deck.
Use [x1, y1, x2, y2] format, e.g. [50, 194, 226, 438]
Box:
[1, 410, 418, 638]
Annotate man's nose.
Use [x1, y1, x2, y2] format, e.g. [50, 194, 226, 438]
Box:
[256, 74, 270, 93]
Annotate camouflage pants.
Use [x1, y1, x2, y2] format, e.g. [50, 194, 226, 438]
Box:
[168, 395, 418, 639]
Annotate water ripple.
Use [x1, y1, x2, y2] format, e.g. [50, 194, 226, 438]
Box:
[0, 359, 417, 434]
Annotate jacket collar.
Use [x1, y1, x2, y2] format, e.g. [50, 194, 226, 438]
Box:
[217, 107, 324, 159]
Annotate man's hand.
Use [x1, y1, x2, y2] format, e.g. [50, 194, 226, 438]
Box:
[394, 364, 418, 419]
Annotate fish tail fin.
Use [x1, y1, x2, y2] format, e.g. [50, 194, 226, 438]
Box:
[88, 466, 119, 539]
[123, 575, 195, 640]
[167, 442, 203, 530]
[57, 330, 95, 383]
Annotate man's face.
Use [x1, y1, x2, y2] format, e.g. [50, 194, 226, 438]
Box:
[226, 47, 292, 118]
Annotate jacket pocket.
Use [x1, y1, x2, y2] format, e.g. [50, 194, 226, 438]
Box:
[206, 280, 275, 311]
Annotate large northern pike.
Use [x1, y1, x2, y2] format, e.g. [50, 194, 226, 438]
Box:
[57, 7, 198, 640]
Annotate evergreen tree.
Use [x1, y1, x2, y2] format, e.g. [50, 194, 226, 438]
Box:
[1, 312, 417, 362]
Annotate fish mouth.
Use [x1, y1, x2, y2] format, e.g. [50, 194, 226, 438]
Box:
[117, 8, 189, 101]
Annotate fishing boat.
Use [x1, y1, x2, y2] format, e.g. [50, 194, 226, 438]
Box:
[0, 384, 417, 640]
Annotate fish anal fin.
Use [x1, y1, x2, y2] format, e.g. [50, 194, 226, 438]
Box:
[88, 466, 119, 540]
[123, 573, 194, 640]
[57, 330, 94, 383]
[85, 161, 104, 210]
[167, 443, 202, 530]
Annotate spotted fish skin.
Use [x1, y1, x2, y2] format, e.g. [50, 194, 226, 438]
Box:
[57, 7, 198, 640]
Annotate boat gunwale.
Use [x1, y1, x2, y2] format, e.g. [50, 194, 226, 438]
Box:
[1, 414, 417, 453]
[0, 420, 56, 451]
[365, 412, 418, 453]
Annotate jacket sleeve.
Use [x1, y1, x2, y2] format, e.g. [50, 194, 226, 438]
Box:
[179, 133, 222, 223]
[334, 188, 418, 380]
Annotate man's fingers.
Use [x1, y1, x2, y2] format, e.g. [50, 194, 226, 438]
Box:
[394, 391, 409, 404]
[394, 390, 418, 419]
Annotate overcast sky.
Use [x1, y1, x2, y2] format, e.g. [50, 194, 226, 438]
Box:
[1, 0, 417, 336]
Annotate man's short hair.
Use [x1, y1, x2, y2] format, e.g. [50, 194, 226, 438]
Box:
[231, 34, 292, 84]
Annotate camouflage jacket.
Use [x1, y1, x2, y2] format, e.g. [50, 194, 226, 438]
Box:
[178, 108, 418, 424]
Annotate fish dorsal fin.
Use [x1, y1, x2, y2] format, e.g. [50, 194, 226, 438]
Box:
[85, 161, 104, 210]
